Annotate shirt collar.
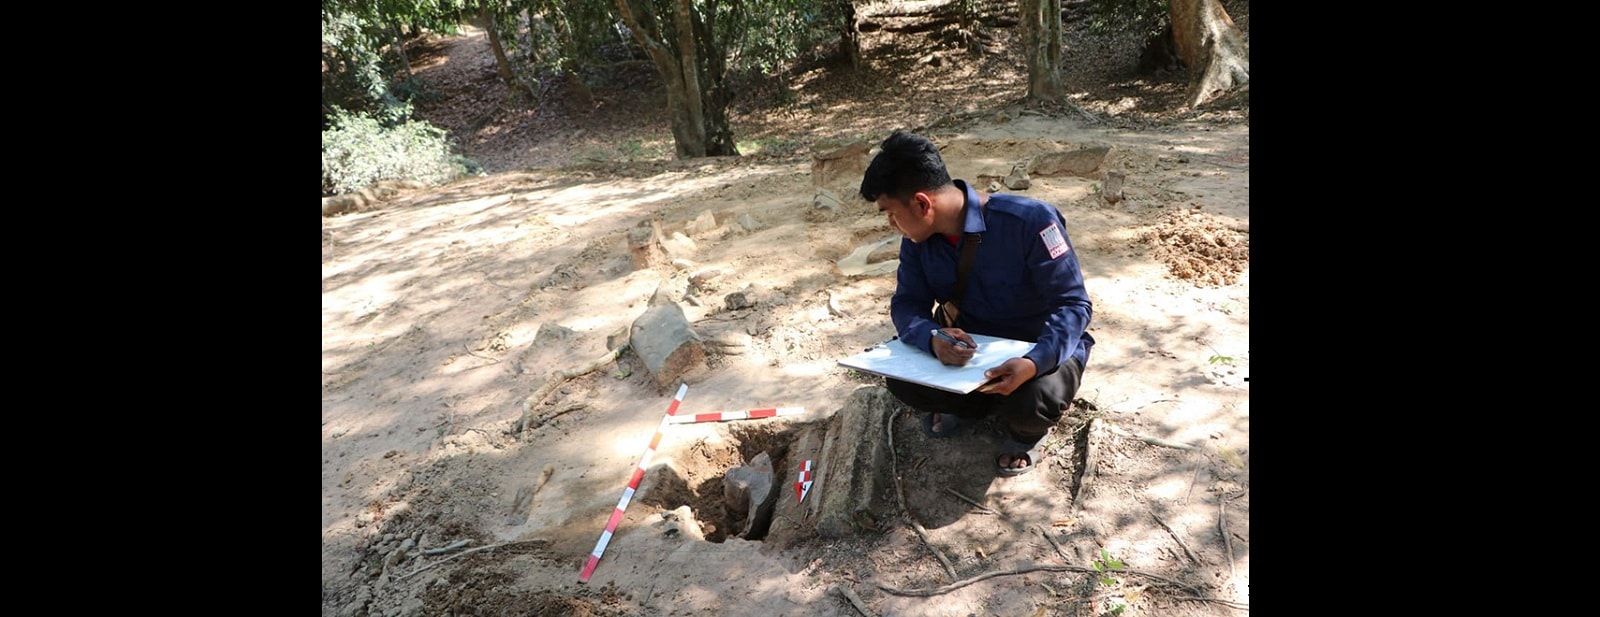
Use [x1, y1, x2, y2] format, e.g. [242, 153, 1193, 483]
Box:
[954, 179, 987, 235]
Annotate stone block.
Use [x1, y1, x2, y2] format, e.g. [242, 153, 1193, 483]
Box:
[761, 385, 899, 547]
[811, 138, 872, 194]
[629, 301, 708, 388]
[1028, 144, 1113, 178]
[722, 451, 777, 538]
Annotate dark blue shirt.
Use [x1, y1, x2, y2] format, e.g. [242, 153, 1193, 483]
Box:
[891, 180, 1094, 377]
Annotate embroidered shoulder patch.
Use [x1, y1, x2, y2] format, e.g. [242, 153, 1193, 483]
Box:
[1040, 223, 1070, 259]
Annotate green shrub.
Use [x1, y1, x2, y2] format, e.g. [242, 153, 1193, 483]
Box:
[321, 105, 479, 196]
[322, 11, 406, 126]
[390, 75, 443, 107]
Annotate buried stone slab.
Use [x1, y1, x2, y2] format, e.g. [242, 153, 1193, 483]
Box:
[622, 387, 904, 548]
[1004, 163, 1031, 190]
[1027, 143, 1113, 179]
[627, 219, 668, 270]
[721, 451, 778, 539]
[1101, 169, 1126, 205]
[762, 385, 900, 547]
[811, 137, 872, 194]
[807, 187, 846, 223]
[835, 236, 900, 278]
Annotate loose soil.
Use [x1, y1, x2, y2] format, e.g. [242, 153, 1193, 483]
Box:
[323, 3, 1249, 616]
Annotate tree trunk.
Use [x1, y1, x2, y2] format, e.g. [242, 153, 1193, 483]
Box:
[673, 0, 707, 151]
[613, 0, 704, 157]
[541, 7, 594, 110]
[476, 9, 536, 101]
[390, 21, 413, 82]
[695, 5, 738, 156]
[701, 80, 737, 156]
[1020, 0, 1064, 102]
[839, 0, 861, 70]
[1169, 0, 1248, 108]
[476, 10, 516, 88]
[613, 0, 740, 159]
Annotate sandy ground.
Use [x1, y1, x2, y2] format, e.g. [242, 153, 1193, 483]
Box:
[322, 113, 1248, 617]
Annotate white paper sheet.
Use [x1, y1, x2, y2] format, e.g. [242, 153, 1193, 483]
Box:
[837, 333, 1036, 394]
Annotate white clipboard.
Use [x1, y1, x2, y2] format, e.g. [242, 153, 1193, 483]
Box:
[838, 334, 1035, 394]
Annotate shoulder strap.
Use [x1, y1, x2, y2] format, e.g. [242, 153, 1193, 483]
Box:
[950, 198, 987, 306]
[950, 232, 980, 305]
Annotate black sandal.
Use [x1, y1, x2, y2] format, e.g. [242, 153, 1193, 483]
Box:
[996, 429, 1049, 477]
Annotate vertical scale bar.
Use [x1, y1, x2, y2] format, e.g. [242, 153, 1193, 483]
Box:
[578, 383, 688, 583]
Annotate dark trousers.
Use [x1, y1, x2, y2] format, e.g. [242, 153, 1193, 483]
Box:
[886, 357, 1083, 443]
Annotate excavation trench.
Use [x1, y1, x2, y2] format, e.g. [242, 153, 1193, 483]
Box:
[637, 386, 1095, 546]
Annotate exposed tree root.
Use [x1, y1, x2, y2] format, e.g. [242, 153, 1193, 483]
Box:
[396, 542, 502, 581]
[514, 346, 624, 435]
[875, 562, 1207, 598]
[885, 410, 957, 581]
[832, 585, 878, 617]
[1150, 508, 1205, 566]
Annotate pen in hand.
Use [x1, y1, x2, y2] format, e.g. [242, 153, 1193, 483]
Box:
[932, 329, 974, 349]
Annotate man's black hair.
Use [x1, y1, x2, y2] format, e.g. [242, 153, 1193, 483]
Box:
[859, 130, 954, 202]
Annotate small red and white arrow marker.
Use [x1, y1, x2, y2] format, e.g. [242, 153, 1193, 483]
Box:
[793, 459, 813, 502]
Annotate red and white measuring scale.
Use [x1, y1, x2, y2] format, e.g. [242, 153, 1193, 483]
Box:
[666, 406, 806, 424]
[578, 383, 688, 583]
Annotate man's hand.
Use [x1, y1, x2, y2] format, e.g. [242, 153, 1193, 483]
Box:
[931, 328, 976, 366]
[975, 357, 1037, 395]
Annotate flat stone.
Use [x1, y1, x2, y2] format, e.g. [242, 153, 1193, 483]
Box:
[1028, 144, 1113, 178]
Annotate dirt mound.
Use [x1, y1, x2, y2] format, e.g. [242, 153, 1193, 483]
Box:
[1140, 209, 1250, 286]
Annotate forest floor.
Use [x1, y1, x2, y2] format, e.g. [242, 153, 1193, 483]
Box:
[323, 2, 1249, 616]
